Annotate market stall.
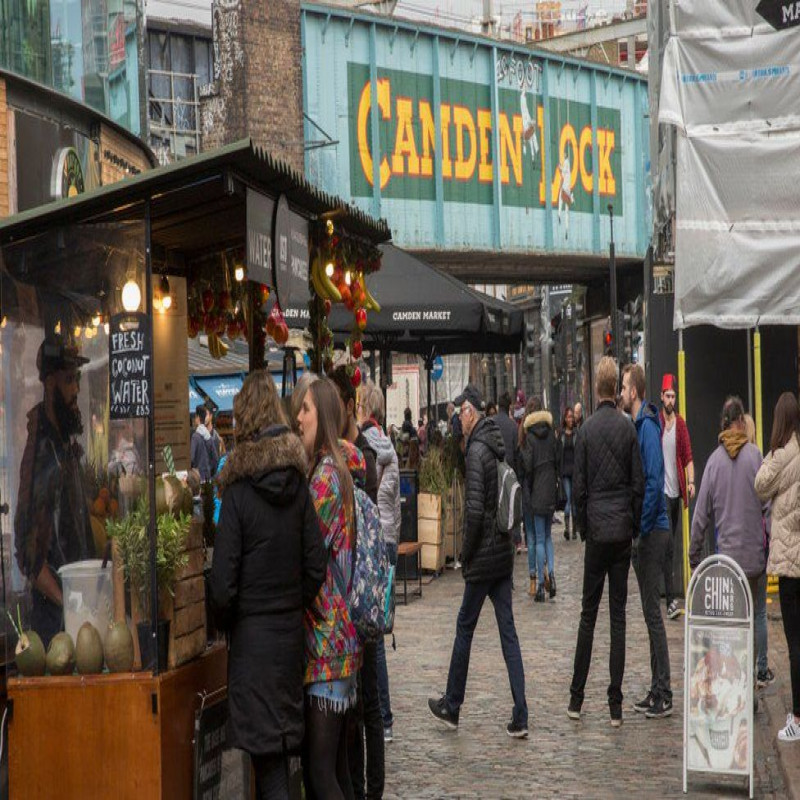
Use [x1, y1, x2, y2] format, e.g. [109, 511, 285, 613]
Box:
[0, 139, 389, 800]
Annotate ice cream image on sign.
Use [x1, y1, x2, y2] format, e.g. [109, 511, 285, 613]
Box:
[689, 638, 748, 771]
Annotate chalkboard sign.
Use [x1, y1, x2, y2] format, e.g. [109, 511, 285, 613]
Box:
[273, 194, 310, 311]
[193, 697, 228, 800]
[109, 312, 152, 419]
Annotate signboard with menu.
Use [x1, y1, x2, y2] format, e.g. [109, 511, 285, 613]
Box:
[684, 555, 753, 798]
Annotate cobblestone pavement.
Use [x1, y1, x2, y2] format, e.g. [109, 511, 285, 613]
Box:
[383, 526, 790, 799]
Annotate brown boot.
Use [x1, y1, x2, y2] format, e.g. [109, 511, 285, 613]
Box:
[528, 576, 537, 597]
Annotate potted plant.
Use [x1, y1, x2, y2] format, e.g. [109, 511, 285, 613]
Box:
[106, 497, 190, 670]
[417, 448, 448, 572]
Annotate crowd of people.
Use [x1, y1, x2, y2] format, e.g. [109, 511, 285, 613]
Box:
[197, 352, 800, 800]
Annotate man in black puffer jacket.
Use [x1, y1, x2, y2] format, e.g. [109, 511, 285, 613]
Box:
[568, 357, 644, 727]
[429, 384, 528, 739]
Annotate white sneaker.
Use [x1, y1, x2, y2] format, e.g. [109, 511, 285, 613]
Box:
[778, 717, 800, 742]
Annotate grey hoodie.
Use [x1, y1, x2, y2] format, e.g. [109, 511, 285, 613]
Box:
[690, 434, 768, 578]
[362, 423, 401, 547]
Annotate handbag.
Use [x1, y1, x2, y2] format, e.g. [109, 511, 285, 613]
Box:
[556, 476, 567, 512]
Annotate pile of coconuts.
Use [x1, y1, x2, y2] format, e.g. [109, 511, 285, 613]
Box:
[8, 609, 135, 677]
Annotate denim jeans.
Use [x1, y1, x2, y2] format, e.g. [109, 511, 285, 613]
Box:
[570, 540, 632, 709]
[632, 530, 672, 703]
[524, 509, 537, 578]
[376, 543, 397, 729]
[534, 514, 554, 585]
[562, 476, 573, 517]
[445, 575, 528, 727]
[748, 572, 768, 675]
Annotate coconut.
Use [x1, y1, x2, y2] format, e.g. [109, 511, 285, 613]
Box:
[104, 621, 134, 673]
[15, 630, 46, 677]
[46, 632, 76, 676]
[75, 622, 104, 674]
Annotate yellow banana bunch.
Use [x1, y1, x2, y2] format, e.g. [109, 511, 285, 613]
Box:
[208, 332, 229, 359]
[311, 256, 342, 302]
[364, 284, 381, 312]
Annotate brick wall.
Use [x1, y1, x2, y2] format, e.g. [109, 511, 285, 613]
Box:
[0, 80, 10, 218]
[200, 0, 304, 172]
[99, 124, 150, 185]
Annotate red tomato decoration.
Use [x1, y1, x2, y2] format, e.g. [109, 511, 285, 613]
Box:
[274, 323, 289, 346]
[324, 299, 332, 316]
[265, 316, 277, 336]
[202, 289, 215, 313]
[340, 286, 352, 306]
[351, 340, 363, 359]
[350, 367, 362, 388]
[356, 308, 367, 331]
[203, 313, 216, 334]
[226, 319, 240, 340]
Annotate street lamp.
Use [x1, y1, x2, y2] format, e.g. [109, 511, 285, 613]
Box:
[608, 204, 619, 364]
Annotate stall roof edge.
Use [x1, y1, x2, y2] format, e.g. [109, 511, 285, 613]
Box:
[0, 139, 392, 245]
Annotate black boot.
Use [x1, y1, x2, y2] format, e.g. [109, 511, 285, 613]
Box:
[571, 516, 577, 540]
[563, 517, 570, 541]
[534, 585, 546, 603]
[549, 572, 557, 599]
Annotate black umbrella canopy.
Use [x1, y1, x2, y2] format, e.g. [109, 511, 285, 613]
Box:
[288, 245, 523, 356]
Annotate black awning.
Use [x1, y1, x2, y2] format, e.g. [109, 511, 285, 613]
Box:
[291, 245, 522, 355]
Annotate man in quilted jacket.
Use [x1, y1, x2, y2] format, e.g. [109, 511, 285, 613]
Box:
[568, 357, 644, 727]
[428, 384, 529, 738]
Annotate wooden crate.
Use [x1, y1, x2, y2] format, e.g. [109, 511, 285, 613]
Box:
[418, 516, 442, 545]
[166, 520, 207, 670]
[421, 542, 445, 573]
[418, 492, 442, 520]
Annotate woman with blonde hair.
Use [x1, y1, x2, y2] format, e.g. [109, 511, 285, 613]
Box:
[297, 377, 364, 798]
[210, 370, 327, 799]
[744, 413, 758, 448]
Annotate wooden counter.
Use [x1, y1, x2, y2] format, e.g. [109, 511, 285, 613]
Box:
[7, 643, 226, 800]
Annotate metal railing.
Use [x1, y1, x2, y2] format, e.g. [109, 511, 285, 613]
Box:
[147, 68, 201, 163]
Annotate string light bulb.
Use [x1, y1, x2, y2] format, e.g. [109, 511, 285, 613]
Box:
[345, 271, 352, 286]
[234, 264, 245, 282]
[121, 279, 141, 312]
[326, 220, 334, 236]
[91, 314, 101, 327]
[159, 275, 172, 311]
[74, 325, 82, 339]
[325, 262, 334, 278]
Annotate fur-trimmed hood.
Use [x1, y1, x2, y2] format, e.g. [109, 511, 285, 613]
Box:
[524, 410, 553, 436]
[217, 425, 308, 501]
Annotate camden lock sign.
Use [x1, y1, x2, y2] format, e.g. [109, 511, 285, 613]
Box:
[684, 555, 754, 798]
[347, 62, 622, 213]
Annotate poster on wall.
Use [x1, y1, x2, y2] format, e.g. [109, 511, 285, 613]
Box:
[386, 364, 420, 432]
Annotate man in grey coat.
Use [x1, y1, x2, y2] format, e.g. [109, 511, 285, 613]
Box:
[690, 396, 771, 683]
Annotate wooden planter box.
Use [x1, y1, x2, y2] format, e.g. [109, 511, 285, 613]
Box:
[114, 519, 207, 671]
[418, 491, 445, 573]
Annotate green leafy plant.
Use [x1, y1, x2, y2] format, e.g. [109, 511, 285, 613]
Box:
[418, 448, 449, 497]
[106, 498, 190, 618]
[442, 435, 465, 485]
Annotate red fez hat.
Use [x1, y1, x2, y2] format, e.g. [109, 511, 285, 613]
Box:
[661, 374, 677, 393]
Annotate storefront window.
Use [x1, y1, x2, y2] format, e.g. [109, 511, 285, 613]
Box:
[0, 213, 154, 669]
[0, 0, 141, 133]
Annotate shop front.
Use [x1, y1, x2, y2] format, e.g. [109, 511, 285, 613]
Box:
[0, 138, 389, 799]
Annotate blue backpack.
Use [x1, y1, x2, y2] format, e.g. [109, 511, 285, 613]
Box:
[347, 486, 391, 643]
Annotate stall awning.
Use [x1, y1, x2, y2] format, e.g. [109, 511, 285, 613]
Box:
[193, 375, 244, 413]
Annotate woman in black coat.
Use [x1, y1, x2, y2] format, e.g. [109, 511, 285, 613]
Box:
[559, 406, 577, 541]
[210, 371, 327, 800]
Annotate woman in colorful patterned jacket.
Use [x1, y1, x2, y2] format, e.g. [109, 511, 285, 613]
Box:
[297, 376, 363, 799]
